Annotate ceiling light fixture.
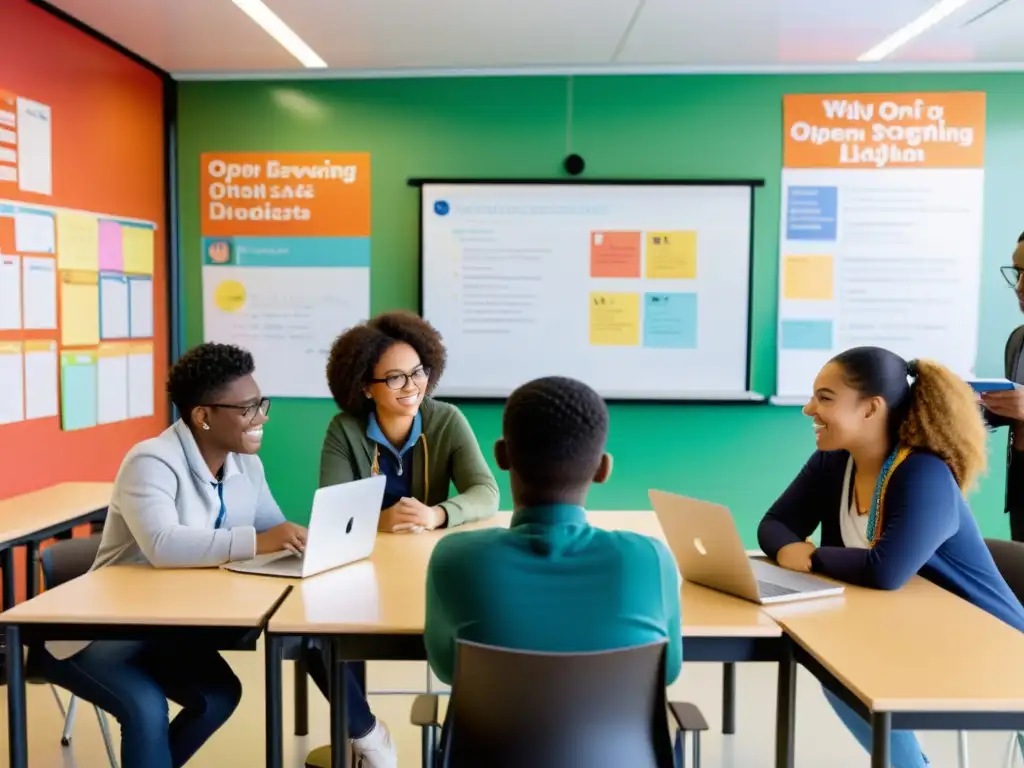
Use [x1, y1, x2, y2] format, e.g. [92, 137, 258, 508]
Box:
[231, 0, 327, 68]
[857, 0, 977, 62]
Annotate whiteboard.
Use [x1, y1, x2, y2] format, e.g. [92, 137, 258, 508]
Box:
[418, 182, 758, 400]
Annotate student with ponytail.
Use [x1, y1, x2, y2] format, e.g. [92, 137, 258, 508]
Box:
[758, 346, 1024, 768]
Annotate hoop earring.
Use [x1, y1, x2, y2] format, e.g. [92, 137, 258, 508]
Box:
[202, 423, 211, 431]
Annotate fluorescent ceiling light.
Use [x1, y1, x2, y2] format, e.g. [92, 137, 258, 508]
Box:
[857, 0, 977, 62]
[232, 0, 327, 68]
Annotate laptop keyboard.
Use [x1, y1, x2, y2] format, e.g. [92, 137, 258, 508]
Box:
[757, 580, 799, 598]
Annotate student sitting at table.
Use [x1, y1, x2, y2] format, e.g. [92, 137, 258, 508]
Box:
[33, 342, 316, 768]
[423, 375, 681, 687]
[299, 310, 500, 767]
[758, 346, 1024, 768]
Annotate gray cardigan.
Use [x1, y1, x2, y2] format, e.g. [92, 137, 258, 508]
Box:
[93, 419, 285, 569]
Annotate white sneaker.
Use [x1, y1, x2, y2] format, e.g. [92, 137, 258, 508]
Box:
[352, 719, 398, 768]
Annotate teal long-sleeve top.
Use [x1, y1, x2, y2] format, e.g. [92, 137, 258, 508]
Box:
[424, 504, 682, 685]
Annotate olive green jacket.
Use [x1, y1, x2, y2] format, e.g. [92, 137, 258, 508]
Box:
[319, 398, 499, 527]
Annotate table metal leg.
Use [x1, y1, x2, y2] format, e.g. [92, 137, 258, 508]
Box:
[722, 662, 736, 735]
[6, 624, 28, 768]
[265, 633, 284, 768]
[871, 712, 891, 768]
[330, 641, 350, 768]
[774, 641, 796, 768]
[294, 655, 309, 736]
[2, 547, 15, 610]
[25, 542, 40, 599]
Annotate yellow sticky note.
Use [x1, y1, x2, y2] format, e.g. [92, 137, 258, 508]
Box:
[645, 231, 697, 279]
[589, 292, 640, 346]
[60, 270, 100, 347]
[783, 255, 834, 300]
[122, 225, 155, 276]
[56, 212, 100, 272]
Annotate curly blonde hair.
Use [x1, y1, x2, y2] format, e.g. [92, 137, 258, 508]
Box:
[899, 359, 987, 491]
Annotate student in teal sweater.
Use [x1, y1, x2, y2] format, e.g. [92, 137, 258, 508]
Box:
[424, 375, 682, 685]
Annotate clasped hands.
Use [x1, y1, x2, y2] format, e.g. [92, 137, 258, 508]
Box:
[379, 497, 447, 533]
[775, 540, 816, 573]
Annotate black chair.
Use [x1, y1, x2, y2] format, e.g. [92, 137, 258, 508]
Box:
[410, 640, 708, 768]
[984, 538, 1024, 768]
[37, 535, 118, 767]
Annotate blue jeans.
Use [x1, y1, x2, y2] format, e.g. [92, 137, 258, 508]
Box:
[824, 688, 930, 767]
[302, 637, 376, 738]
[38, 640, 241, 768]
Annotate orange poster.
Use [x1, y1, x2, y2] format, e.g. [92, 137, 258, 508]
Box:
[783, 92, 985, 169]
[590, 230, 641, 278]
[200, 152, 371, 237]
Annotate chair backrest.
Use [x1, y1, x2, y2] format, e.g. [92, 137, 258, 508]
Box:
[442, 640, 673, 768]
[40, 535, 102, 590]
[985, 538, 1024, 606]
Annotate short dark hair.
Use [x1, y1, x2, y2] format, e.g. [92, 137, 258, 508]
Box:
[326, 310, 446, 416]
[167, 342, 255, 423]
[502, 376, 609, 491]
[1018, 230, 1024, 244]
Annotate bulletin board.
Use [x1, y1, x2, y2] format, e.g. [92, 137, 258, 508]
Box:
[0, 0, 169, 500]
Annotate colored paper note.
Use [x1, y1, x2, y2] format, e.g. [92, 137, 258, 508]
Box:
[56, 212, 100, 271]
[643, 292, 698, 349]
[60, 270, 100, 346]
[16, 96, 51, 196]
[785, 186, 838, 242]
[128, 275, 153, 337]
[21, 256, 56, 329]
[783, 255, 834, 300]
[589, 292, 640, 346]
[781, 319, 833, 350]
[60, 350, 98, 431]
[590, 231, 641, 278]
[24, 340, 57, 420]
[122, 225, 155, 275]
[0, 341, 24, 425]
[98, 220, 123, 271]
[127, 342, 154, 418]
[645, 231, 697, 279]
[99, 272, 129, 339]
[0, 255, 20, 330]
[14, 211, 55, 254]
[97, 343, 128, 424]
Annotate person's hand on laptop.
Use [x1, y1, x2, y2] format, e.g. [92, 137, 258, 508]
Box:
[776, 540, 815, 573]
[379, 497, 446, 533]
[256, 522, 308, 556]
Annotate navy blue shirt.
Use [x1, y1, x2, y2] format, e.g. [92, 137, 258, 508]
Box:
[759, 450, 1024, 633]
[368, 411, 422, 510]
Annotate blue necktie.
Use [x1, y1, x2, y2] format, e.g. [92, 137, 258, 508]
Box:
[213, 482, 227, 529]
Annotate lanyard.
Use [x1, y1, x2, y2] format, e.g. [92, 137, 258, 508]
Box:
[213, 482, 227, 529]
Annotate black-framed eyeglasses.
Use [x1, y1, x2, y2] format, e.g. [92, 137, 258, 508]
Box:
[202, 397, 271, 422]
[1002, 266, 1024, 288]
[369, 367, 430, 391]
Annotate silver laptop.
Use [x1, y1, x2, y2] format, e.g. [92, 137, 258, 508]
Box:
[222, 475, 386, 579]
[649, 489, 844, 605]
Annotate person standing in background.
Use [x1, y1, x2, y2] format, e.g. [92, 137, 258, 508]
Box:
[980, 232, 1024, 541]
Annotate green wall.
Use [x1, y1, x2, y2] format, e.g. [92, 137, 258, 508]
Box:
[177, 73, 1024, 543]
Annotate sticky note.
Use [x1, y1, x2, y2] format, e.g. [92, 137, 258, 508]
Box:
[127, 341, 154, 418]
[643, 293, 698, 349]
[21, 256, 56, 329]
[122, 224, 155, 275]
[786, 186, 838, 242]
[0, 255, 20, 330]
[60, 270, 100, 347]
[0, 341, 24, 425]
[98, 220, 123, 271]
[781, 319, 833, 350]
[56, 212, 99, 271]
[97, 343, 129, 424]
[783, 255, 834, 300]
[590, 231, 641, 278]
[14, 211, 55, 254]
[589, 292, 640, 346]
[99, 273, 129, 339]
[645, 231, 697, 280]
[60, 350, 98, 431]
[128, 275, 153, 337]
[24, 340, 57, 420]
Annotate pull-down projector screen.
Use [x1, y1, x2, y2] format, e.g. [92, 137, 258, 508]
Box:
[418, 181, 759, 400]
